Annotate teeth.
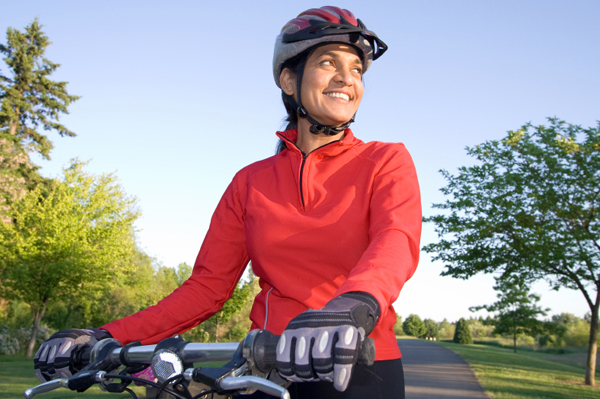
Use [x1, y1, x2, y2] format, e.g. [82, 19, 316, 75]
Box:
[326, 92, 350, 101]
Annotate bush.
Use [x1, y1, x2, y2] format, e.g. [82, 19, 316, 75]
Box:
[403, 314, 426, 337]
[564, 319, 589, 346]
[454, 318, 473, 344]
[0, 323, 51, 355]
[468, 318, 495, 339]
[0, 325, 20, 355]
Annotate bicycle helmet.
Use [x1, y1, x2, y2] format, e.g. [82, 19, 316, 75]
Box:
[273, 6, 388, 136]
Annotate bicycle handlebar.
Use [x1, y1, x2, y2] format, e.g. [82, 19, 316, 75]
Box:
[24, 329, 375, 399]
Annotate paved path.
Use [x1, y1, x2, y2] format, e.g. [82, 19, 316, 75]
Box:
[397, 339, 490, 399]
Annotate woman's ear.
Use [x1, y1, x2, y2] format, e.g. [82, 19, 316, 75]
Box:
[280, 68, 295, 96]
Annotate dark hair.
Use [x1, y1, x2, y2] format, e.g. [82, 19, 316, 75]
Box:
[276, 51, 310, 154]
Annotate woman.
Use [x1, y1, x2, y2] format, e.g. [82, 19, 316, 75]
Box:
[34, 6, 421, 398]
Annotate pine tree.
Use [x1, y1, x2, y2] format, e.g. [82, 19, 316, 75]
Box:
[0, 19, 79, 221]
[454, 318, 473, 344]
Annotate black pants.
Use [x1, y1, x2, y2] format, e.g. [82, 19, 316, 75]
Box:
[247, 358, 405, 399]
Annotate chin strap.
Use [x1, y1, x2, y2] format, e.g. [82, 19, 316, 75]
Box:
[284, 58, 356, 136]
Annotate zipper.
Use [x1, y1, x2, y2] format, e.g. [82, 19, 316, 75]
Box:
[299, 154, 307, 209]
[280, 135, 342, 210]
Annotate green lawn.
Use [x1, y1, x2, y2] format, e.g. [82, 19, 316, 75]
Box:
[4, 344, 600, 399]
[0, 356, 145, 399]
[436, 340, 600, 399]
[0, 355, 229, 399]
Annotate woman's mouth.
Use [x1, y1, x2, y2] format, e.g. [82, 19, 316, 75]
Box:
[325, 92, 350, 101]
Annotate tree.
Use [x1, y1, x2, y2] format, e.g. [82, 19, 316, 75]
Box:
[422, 319, 440, 340]
[403, 314, 426, 337]
[423, 118, 600, 384]
[183, 271, 258, 343]
[0, 19, 79, 220]
[0, 160, 138, 357]
[438, 319, 455, 339]
[470, 279, 547, 352]
[454, 318, 473, 344]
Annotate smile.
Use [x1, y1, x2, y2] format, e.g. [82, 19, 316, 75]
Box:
[325, 92, 350, 101]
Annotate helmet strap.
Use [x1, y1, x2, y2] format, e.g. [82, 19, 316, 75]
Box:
[283, 58, 356, 137]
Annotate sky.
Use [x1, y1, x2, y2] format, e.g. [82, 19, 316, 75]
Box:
[3, 1, 599, 323]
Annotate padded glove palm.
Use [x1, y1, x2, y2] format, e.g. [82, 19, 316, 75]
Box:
[276, 291, 380, 391]
[34, 328, 111, 382]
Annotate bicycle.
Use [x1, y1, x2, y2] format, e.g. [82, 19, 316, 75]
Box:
[25, 329, 375, 399]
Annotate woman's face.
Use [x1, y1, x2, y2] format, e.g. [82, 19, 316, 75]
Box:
[283, 43, 364, 128]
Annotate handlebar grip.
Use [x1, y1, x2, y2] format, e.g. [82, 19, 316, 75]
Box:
[252, 332, 376, 373]
[252, 330, 280, 373]
[72, 346, 92, 370]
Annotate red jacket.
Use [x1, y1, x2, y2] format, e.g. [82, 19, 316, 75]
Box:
[102, 129, 421, 360]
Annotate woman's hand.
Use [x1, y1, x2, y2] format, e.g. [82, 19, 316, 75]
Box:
[276, 292, 379, 391]
[34, 328, 111, 382]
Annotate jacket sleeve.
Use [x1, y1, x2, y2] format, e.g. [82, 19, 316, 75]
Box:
[334, 143, 421, 321]
[101, 173, 250, 345]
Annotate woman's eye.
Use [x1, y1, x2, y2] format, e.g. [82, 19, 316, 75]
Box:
[321, 59, 334, 66]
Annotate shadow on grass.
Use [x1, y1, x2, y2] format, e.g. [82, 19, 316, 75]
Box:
[437, 341, 600, 399]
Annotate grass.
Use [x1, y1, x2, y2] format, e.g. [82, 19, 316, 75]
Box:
[4, 343, 600, 399]
[436, 340, 600, 399]
[0, 355, 229, 399]
[0, 355, 146, 399]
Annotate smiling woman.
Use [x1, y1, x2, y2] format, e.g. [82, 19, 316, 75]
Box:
[34, 6, 421, 399]
[280, 43, 365, 153]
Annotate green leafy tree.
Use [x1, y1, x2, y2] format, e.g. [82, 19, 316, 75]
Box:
[183, 271, 258, 343]
[470, 279, 547, 352]
[0, 19, 79, 221]
[0, 160, 138, 357]
[454, 318, 473, 344]
[438, 319, 454, 339]
[423, 118, 600, 384]
[403, 314, 426, 337]
[422, 319, 440, 340]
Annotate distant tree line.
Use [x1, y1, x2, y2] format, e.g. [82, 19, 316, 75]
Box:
[393, 312, 593, 350]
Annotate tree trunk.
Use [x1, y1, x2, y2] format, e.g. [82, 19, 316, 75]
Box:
[585, 302, 599, 386]
[513, 332, 517, 353]
[27, 305, 46, 358]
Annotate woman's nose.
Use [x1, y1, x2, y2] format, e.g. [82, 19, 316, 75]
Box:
[334, 67, 353, 86]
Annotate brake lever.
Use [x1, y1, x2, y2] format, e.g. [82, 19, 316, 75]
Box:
[220, 376, 290, 399]
[24, 379, 69, 399]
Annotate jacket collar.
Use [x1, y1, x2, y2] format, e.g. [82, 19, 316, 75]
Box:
[276, 128, 363, 157]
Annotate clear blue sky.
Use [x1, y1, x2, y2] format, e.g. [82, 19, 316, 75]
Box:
[3, 1, 599, 323]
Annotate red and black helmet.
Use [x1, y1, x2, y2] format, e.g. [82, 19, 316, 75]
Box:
[273, 6, 388, 88]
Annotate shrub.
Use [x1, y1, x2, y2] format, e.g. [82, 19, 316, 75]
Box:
[0, 324, 20, 355]
[454, 318, 473, 344]
[468, 318, 495, 339]
[0, 323, 52, 355]
[564, 319, 590, 346]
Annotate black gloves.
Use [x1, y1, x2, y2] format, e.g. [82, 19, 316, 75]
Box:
[276, 291, 380, 391]
[34, 328, 111, 382]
